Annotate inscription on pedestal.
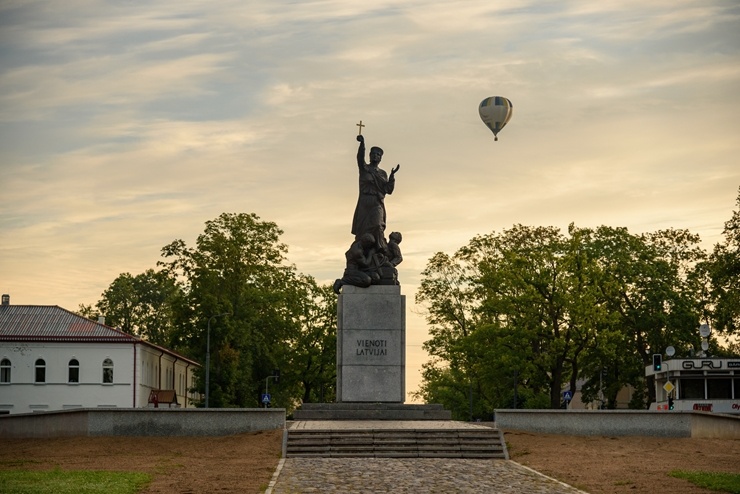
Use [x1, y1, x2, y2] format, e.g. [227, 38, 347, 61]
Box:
[343, 330, 400, 365]
[357, 339, 387, 355]
[337, 285, 405, 403]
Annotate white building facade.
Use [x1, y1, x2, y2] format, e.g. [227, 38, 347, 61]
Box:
[0, 300, 200, 415]
[646, 356, 740, 414]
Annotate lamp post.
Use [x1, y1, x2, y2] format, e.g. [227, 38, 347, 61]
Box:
[205, 312, 229, 408]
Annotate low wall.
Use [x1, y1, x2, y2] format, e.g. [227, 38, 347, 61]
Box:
[0, 408, 285, 438]
[689, 412, 740, 438]
[494, 409, 740, 438]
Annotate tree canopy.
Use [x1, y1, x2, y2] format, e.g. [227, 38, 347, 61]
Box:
[415, 188, 740, 419]
[83, 212, 335, 411]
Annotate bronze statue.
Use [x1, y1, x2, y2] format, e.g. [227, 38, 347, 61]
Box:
[333, 233, 379, 294]
[387, 231, 403, 267]
[335, 127, 403, 293]
[351, 134, 399, 253]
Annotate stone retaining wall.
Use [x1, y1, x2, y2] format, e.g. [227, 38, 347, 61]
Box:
[494, 409, 740, 438]
[0, 408, 285, 438]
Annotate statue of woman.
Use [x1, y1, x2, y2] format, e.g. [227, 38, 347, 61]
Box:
[351, 134, 400, 253]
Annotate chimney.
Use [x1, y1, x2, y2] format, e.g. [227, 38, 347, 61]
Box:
[98, 315, 106, 325]
[1, 294, 9, 306]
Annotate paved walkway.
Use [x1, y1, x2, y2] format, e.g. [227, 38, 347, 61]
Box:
[265, 421, 589, 493]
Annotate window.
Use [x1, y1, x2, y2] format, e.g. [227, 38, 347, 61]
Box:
[68, 359, 79, 383]
[1, 358, 10, 383]
[707, 378, 732, 400]
[679, 378, 705, 400]
[35, 359, 46, 383]
[102, 358, 113, 384]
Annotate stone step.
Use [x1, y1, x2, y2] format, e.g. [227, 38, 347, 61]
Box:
[372, 452, 420, 458]
[288, 429, 501, 435]
[298, 403, 448, 410]
[286, 428, 508, 459]
[288, 434, 502, 443]
[293, 403, 452, 420]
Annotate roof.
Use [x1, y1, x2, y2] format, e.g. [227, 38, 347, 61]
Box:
[0, 305, 200, 366]
[0, 305, 136, 342]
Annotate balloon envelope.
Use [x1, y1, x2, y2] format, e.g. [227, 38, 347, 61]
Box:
[479, 96, 513, 141]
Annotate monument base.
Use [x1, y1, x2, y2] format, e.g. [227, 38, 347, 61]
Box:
[337, 285, 405, 403]
[293, 403, 452, 421]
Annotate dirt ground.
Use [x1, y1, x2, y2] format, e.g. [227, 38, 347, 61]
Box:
[0, 430, 283, 494]
[505, 430, 740, 494]
[1, 429, 738, 494]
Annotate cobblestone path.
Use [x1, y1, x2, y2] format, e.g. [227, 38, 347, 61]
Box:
[267, 457, 588, 493]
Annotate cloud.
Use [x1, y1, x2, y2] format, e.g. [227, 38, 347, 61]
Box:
[1, 0, 739, 401]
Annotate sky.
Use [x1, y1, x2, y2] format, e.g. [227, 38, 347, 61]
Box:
[1, 0, 739, 402]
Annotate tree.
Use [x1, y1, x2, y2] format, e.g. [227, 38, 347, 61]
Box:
[591, 226, 704, 406]
[416, 223, 706, 414]
[97, 273, 137, 334]
[416, 225, 599, 414]
[703, 187, 740, 334]
[85, 212, 339, 410]
[284, 278, 337, 404]
[467, 225, 607, 410]
[414, 251, 482, 418]
[158, 212, 313, 408]
[93, 269, 182, 346]
[76, 303, 97, 320]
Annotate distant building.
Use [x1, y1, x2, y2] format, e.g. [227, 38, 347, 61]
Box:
[0, 296, 200, 415]
[565, 379, 635, 410]
[646, 356, 740, 414]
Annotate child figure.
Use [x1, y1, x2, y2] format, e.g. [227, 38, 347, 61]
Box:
[387, 231, 403, 267]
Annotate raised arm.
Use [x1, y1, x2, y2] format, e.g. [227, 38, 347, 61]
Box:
[357, 135, 366, 167]
[385, 164, 399, 194]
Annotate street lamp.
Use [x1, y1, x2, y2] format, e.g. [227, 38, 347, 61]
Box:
[205, 312, 230, 408]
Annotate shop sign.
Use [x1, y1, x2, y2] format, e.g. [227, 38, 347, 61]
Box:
[682, 361, 722, 370]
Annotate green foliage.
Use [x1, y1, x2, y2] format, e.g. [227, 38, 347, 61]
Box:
[87, 212, 337, 410]
[94, 269, 182, 346]
[670, 470, 740, 493]
[415, 211, 732, 414]
[157, 212, 321, 408]
[587, 226, 705, 405]
[76, 303, 97, 320]
[0, 469, 151, 494]
[283, 280, 337, 404]
[701, 186, 740, 333]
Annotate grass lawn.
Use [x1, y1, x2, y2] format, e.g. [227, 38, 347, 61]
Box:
[670, 470, 740, 494]
[0, 469, 151, 494]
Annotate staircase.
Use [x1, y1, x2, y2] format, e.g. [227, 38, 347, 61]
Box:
[286, 427, 508, 459]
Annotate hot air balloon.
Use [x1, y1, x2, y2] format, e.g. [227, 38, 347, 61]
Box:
[479, 96, 513, 141]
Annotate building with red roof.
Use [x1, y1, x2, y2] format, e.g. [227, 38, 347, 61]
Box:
[0, 295, 200, 415]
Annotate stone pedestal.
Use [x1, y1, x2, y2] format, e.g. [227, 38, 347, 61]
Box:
[337, 285, 405, 403]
